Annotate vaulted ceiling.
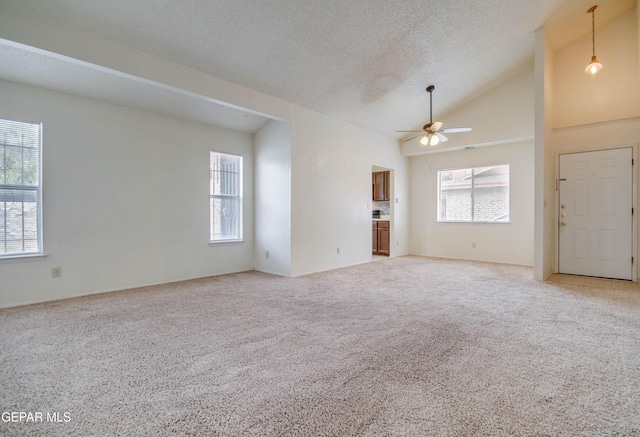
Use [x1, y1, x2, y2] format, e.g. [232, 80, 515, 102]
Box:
[0, 0, 635, 138]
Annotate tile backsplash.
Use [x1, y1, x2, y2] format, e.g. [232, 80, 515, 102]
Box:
[373, 201, 390, 215]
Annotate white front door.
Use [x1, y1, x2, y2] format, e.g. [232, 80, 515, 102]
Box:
[558, 148, 633, 280]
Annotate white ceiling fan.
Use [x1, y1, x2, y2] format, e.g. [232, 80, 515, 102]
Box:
[398, 85, 472, 146]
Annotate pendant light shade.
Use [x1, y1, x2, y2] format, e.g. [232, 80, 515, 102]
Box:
[585, 56, 603, 77]
[585, 5, 603, 78]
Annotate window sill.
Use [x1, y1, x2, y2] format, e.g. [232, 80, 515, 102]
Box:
[0, 253, 47, 263]
[209, 239, 244, 246]
[437, 221, 512, 224]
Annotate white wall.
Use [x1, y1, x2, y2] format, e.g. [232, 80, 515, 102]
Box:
[290, 106, 410, 276]
[408, 67, 535, 266]
[410, 141, 534, 266]
[533, 27, 556, 281]
[254, 119, 292, 276]
[553, 8, 639, 129]
[0, 80, 255, 308]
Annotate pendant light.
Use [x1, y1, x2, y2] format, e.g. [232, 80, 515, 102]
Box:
[585, 5, 603, 78]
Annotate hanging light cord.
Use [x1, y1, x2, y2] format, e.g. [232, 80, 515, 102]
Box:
[591, 8, 596, 57]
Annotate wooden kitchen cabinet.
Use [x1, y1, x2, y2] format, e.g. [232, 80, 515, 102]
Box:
[372, 171, 390, 201]
[377, 221, 390, 255]
[372, 221, 378, 253]
[372, 220, 389, 255]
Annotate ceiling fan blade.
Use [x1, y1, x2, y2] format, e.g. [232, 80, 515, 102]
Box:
[402, 134, 424, 142]
[440, 127, 472, 133]
[431, 121, 443, 131]
[396, 130, 424, 133]
[436, 133, 448, 143]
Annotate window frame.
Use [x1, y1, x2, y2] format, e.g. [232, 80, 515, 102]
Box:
[436, 164, 510, 224]
[209, 150, 243, 243]
[0, 117, 43, 259]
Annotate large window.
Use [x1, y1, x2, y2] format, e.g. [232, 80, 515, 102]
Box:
[210, 151, 242, 242]
[0, 118, 42, 257]
[438, 165, 509, 222]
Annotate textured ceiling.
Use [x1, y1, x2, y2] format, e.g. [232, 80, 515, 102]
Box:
[0, 0, 635, 138]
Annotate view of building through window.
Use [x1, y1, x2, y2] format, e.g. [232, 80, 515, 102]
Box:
[210, 151, 242, 241]
[438, 165, 509, 222]
[0, 118, 42, 257]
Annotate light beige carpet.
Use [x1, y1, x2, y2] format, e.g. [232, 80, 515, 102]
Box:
[1, 256, 639, 436]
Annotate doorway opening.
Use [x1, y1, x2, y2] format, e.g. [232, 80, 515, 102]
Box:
[372, 166, 393, 259]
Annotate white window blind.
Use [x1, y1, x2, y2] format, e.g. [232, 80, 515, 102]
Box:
[0, 118, 43, 257]
[210, 151, 242, 242]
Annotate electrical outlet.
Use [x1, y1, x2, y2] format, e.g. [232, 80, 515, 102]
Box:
[265, 250, 270, 259]
[471, 243, 476, 249]
[52, 267, 62, 278]
[337, 248, 341, 255]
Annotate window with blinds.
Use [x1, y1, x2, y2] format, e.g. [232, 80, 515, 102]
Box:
[210, 151, 242, 242]
[0, 118, 43, 257]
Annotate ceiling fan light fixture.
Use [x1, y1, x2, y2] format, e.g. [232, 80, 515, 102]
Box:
[585, 5, 603, 78]
[397, 85, 471, 144]
[419, 134, 439, 146]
